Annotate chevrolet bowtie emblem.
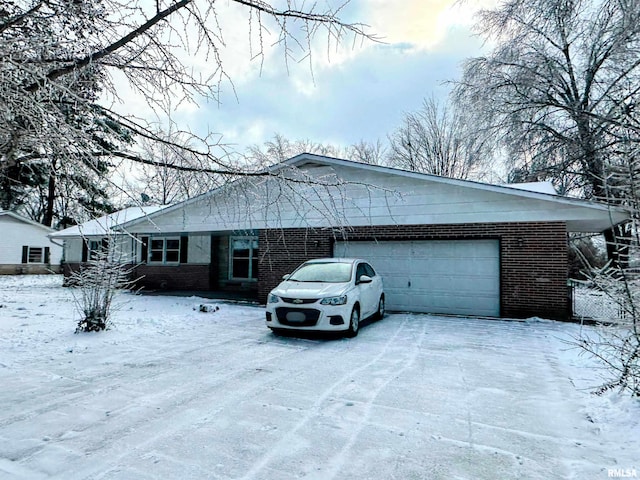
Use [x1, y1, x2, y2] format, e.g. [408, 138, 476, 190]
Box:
[292, 298, 303, 304]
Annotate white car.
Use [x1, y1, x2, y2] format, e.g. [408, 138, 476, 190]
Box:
[265, 258, 385, 337]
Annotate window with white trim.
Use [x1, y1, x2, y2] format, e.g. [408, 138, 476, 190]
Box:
[229, 236, 259, 280]
[149, 237, 181, 264]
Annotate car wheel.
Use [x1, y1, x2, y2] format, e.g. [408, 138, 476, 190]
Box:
[270, 328, 285, 336]
[346, 306, 360, 338]
[375, 295, 385, 320]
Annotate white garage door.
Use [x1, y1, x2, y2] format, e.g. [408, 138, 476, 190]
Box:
[334, 240, 500, 317]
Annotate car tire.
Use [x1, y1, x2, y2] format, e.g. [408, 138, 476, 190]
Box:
[346, 306, 360, 338]
[270, 328, 285, 336]
[375, 295, 385, 320]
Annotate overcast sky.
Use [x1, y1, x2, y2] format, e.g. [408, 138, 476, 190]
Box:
[116, 0, 494, 156]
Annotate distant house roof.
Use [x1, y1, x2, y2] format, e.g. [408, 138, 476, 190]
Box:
[49, 206, 165, 238]
[502, 181, 557, 195]
[0, 210, 54, 232]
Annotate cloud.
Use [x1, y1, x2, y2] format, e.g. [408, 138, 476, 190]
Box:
[360, 0, 499, 50]
[101, 0, 491, 159]
[365, 0, 454, 49]
[194, 23, 485, 153]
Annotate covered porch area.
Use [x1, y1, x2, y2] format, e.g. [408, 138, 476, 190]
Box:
[132, 231, 259, 300]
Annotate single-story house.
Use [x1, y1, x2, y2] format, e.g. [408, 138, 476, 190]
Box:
[49, 206, 163, 277]
[59, 154, 629, 320]
[0, 210, 62, 274]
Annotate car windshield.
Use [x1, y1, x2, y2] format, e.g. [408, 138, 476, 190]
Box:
[288, 262, 353, 283]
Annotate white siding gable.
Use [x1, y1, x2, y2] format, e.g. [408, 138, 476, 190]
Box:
[0, 214, 62, 265]
[121, 159, 628, 234]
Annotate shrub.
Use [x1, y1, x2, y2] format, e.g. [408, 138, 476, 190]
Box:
[70, 249, 136, 333]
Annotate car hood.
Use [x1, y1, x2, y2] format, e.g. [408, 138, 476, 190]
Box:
[271, 281, 350, 299]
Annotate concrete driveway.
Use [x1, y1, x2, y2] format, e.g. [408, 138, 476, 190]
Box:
[0, 277, 636, 479]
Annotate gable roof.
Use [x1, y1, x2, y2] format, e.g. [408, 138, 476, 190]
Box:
[281, 153, 581, 203]
[0, 210, 55, 232]
[49, 206, 165, 239]
[283, 153, 628, 218]
[116, 153, 630, 233]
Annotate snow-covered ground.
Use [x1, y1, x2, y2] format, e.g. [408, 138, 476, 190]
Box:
[0, 275, 638, 480]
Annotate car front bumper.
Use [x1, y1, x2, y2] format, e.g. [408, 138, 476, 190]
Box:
[265, 301, 353, 332]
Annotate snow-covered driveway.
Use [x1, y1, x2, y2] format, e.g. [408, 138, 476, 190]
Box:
[0, 276, 638, 480]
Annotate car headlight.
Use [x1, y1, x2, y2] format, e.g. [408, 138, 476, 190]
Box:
[267, 294, 280, 304]
[320, 295, 347, 305]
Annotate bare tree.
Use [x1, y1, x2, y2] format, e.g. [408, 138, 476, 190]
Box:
[71, 248, 136, 332]
[246, 134, 392, 167]
[574, 141, 640, 396]
[347, 139, 388, 166]
[132, 131, 221, 205]
[245, 133, 343, 167]
[387, 97, 491, 180]
[0, 0, 372, 225]
[453, 0, 640, 260]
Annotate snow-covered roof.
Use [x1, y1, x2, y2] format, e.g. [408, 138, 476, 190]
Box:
[0, 210, 55, 232]
[504, 181, 557, 195]
[49, 206, 165, 238]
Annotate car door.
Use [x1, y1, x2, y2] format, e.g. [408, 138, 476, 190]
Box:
[364, 262, 383, 315]
[364, 262, 383, 302]
[356, 262, 377, 318]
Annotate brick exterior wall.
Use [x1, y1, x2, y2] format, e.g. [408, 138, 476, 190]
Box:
[0, 264, 61, 275]
[64, 262, 211, 292]
[63, 263, 82, 277]
[258, 228, 333, 302]
[132, 264, 211, 291]
[258, 222, 569, 320]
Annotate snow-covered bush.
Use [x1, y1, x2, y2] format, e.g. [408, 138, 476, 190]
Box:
[576, 264, 640, 396]
[70, 247, 136, 333]
[576, 148, 640, 397]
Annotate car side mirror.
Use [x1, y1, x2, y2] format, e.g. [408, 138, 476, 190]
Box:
[282, 274, 291, 280]
[358, 274, 372, 284]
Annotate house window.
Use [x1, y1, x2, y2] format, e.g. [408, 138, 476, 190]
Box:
[22, 246, 49, 264]
[229, 236, 259, 280]
[27, 247, 43, 263]
[149, 237, 181, 264]
[88, 239, 108, 260]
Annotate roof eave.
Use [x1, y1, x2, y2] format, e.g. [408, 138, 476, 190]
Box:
[0, 211, 55, 232]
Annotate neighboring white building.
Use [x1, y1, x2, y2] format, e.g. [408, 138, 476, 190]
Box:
[0, 211, 62, 274]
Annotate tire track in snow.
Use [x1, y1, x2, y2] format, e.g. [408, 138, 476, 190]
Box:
[320, 319, 428, 480]
[456, 359, 475, 459]
[239, 317, 413, 480]
[3, 334, 304, 475]
[61, 339, 313, 480]
[0, 338, 249, 431]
